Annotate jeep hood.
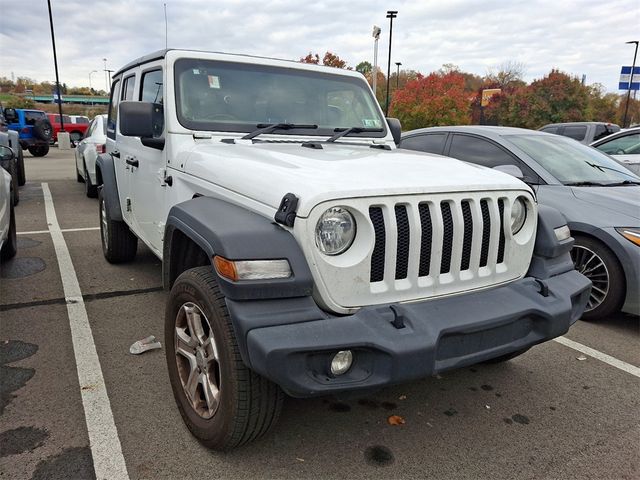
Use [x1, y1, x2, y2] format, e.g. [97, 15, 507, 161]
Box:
[182, 141, 530, 217]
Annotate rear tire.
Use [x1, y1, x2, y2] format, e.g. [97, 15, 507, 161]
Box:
[99, 187, 137, 263]
[27, 145, 49, 157]
[1, 201, 17, 261]
[84, 163, 97, 198]
[166, 266, 283, 451]
[17, 145, 26, 186]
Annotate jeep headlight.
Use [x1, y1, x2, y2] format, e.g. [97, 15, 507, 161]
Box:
[315, 207, 356, 255]
[510, 197, 527, 234]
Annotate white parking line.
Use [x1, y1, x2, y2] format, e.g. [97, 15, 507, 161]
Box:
[42, 183, 129, 480]
[554, 336, 640, 378]
[18, 226, 100, 235]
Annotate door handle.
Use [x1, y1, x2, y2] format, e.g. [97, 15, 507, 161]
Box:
[112, 150, 120, 158]
[126, 158, 139, 168]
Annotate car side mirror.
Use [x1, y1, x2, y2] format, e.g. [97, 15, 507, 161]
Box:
[0, 145, 16, 162]
[386, 117, 402, 146]
[493, 164, 524, 180]
[119, 101, 157, 137]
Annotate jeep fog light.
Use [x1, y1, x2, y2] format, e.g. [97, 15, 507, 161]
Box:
[213, 256, 291, 281]
[510, 197, 527, 234]
[315, 207, 356, 255]
[554, 225, 571, 241]
[330, 350, 353, 376]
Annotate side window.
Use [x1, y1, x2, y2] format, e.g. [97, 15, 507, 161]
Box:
[122, 75, 136, 101]
[107, 79, 121, 140]
[540, 126, 558, 134]
[400, 134, 447, 155]
[86, 119, 97, 137]
[596, 133, 640, 155]
[562, 125, 587, 141]
[448, 134, 539, 182]
[140, 69, 163, 103]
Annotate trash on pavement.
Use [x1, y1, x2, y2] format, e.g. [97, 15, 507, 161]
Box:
[130, 335, 162, 355]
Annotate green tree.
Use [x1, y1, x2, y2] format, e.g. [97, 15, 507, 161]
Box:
[356, 61, 372, 75]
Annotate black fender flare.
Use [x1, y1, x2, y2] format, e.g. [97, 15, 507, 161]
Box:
[95, 153, 123, 221]
[527, 204, 576, 279]
[163, 196, 314, 301]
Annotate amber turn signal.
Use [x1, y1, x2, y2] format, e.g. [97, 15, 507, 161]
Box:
[213, 256, 239, 281]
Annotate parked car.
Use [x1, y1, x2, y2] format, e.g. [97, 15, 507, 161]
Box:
[3, 108, 52, 157]
[0, 110, 26, 186]
[0, 131, 19, 206]
[401, 126, 639, 320]
[47, 113, 90, 143]
[74, 114, 106, 197]
[97, 49, 590, 450]
[0, 145, 17, 261]
[538, 122, 620, 144]
[591, 127, 640, 175]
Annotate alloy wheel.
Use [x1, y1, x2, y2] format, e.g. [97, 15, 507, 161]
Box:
[571, 245, 609, 312]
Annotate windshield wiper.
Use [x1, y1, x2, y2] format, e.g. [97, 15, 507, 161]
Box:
[242, 123, 317, 140]
[326, 127, 384, 142]
[602, 180, 640, 186]
[564, 181, 608, 186]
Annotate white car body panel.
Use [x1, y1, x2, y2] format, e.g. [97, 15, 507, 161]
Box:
[0, 168, 11, 252]
[75, 115, 107, 185]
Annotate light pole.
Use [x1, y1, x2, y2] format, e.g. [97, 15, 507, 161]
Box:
[395, 62, 402, 89]
[103, 58, 108, 92]
[47, 0, 65, 133]
[385, 10, 398, 116]
[372, 25, 381, 100]
[622, 40, 639, 128]
[106, 69, 114, 88]
[89, 70, 97, 91]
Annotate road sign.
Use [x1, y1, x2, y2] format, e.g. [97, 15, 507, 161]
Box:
[619, 66, 640, 91]
[481, 88, 501, 107]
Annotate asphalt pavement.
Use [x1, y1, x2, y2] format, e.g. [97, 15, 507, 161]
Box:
[1, 147, 638, 480]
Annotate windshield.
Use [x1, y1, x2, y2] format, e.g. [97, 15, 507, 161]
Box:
[174, 58, 385, 138]
[506, 134, 640, 184]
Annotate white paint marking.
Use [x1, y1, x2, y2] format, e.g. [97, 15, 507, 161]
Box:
[18, 226, 100, 235]
[554, 336, 640, 379]
[42, 183, 129, 480]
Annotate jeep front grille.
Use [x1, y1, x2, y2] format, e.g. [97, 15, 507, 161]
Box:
[369, 198, 507, 283]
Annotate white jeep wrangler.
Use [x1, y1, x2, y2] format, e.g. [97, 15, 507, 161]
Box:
[97, 49, 591, 450]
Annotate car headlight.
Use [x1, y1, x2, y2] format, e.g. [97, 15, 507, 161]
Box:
[510, 197, 527, 234]
[315, 207, 356, 255]
[615, 227, 640, 246]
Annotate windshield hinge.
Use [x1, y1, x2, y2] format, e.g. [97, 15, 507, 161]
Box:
[274, 193, 299, 227]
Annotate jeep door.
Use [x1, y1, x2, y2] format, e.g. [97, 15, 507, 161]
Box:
[124, 64, 167, 255]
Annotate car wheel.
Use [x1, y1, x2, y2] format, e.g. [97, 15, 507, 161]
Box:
[166, 266, 283, 451]
[70, 131, 82, 143]
[84, 163, 97, 198]
[99, 188, 137, 263]
[17, 145, 26, 186]
[8, 161, 19, 206]
[571, 235, 625, 320]
[1, 201, 18, 261]
[33, 118, 53, 142]
[76, 165, 84, 182]
[27, 145, 49, 157]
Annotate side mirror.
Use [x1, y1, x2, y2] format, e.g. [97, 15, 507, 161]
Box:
[119, 101, 163, 138]
[0, 145, 16, 163]
[493, 164, 524, 180]
[386, 117, 402, 146]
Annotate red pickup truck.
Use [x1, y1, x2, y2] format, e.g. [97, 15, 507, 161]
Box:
[47, 114, 89, 143]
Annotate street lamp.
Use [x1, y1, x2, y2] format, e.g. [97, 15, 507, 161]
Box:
[395, 62, 402, 89]
[372, 25, 381, 100]
[106, 69, 114, 88]
[622, 40, 639, 128]
[103, 58, 108, 92]
[47, 0, 65, 133]
[89, 70, 97, 91]
[385, 10, 398, 116]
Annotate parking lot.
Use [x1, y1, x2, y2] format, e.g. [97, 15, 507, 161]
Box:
[1, 147, 639, 480]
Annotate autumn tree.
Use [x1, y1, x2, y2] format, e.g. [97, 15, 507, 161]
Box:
[300, 51, 350, 69]
[389, 71, 471, 129]
[485, 61, 527, 90]
[356, 61, 372, 75]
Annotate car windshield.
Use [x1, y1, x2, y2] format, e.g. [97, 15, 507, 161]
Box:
[174, 58, 385, 138]
[506, 134, 640, 184]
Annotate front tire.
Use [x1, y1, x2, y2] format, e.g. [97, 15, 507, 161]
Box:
[84, 163, 97, 198]
[17, 145, 26, 186]
[27, 145, 49, 157]
[99, 188, 137, 263]
[166, 267, 283, 451]
[571, 235, 625, 320]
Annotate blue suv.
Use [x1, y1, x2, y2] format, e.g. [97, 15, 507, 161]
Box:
[2, 108, 53, 157]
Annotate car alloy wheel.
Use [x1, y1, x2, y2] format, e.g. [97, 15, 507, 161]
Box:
[571, 244, 609, 312]
[174, 302, 221, 419]
[100, 196, 109, 252]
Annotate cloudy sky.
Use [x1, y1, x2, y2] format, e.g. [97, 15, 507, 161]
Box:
[0, 0, 638, 93]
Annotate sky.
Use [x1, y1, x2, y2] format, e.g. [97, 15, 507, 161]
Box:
[0, 0, 638, 94]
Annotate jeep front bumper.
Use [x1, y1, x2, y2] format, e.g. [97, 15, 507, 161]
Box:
[228, 269, 590, 397]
